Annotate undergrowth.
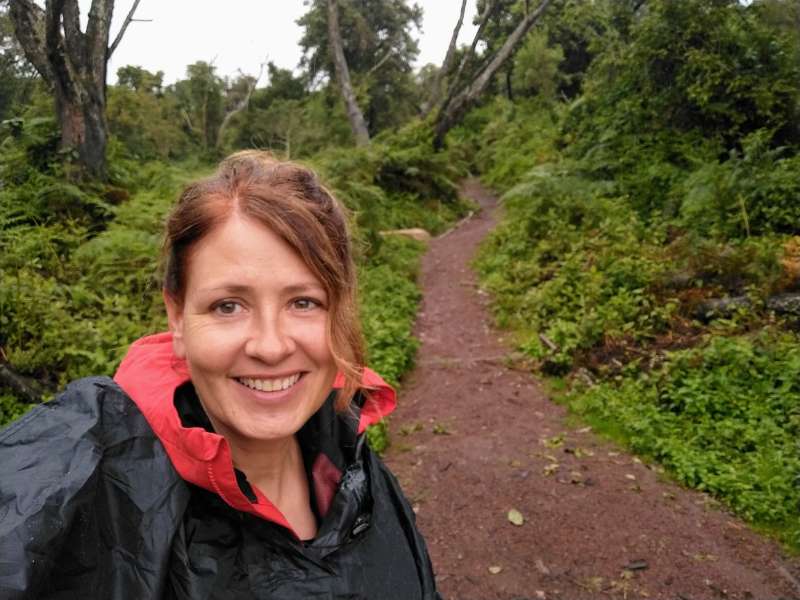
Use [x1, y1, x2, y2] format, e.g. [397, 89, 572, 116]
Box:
[568, 331, 800, 550]
[0, 121, 469, 448]
[471, 96, 800, 548]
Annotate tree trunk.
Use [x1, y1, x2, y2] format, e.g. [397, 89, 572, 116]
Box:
[433, 0, 553, 149]
[54, 70, 109, 178]
[327, 0, 370, 146]
[421, 0, 467, 117]
[9, 0, 139, 179]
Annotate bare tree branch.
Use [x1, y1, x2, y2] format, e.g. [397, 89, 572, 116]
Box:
[327, 0, 370, 146]
[449, 0, 497, 95]
[216, 61, 266, 149]
[365, 47, 395, 77]
[44, 0, 75, 93]
[434, 0, 553, 148]
[421, 0, 467, 117]
[61, 0, 85, 66]
[85, 0, 113, 82]
[108, 0, 142, 57]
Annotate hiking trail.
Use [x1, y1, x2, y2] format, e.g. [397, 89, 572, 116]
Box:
[384, 179, 800, 600]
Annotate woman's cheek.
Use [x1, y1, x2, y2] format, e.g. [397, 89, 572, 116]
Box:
[183, 317, 246, 366]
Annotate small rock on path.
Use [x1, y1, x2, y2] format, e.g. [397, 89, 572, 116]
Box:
[384, 179, 800, 600]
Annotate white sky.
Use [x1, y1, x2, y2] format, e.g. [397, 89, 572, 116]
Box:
[104, 1, 478, 85]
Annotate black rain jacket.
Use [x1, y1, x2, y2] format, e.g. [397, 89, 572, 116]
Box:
[0, 335, 440, 599]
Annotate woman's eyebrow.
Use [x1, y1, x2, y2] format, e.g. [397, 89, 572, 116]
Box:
[197, 282, 325, 295]
[197, 283, 253, 295]
[283, 283, 326, 295]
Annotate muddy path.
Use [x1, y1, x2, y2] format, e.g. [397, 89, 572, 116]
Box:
[383, 179, 800, 600]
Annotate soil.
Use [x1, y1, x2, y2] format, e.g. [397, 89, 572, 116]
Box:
[383, 179, 800, 600]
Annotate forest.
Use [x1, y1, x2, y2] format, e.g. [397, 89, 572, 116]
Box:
[1, 0, 799, 556]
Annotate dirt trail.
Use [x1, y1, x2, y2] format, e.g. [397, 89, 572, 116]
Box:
[383, 179, 800, 600]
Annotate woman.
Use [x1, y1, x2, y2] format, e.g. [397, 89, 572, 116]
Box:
[0, 151, 440, 599]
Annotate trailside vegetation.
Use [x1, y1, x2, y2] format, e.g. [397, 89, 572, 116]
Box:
[469, 0, 800, 549]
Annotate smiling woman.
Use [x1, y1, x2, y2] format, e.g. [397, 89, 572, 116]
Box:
[0, 151, 441, 599]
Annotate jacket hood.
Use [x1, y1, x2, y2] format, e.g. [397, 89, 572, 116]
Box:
[113, 331, 395, 535]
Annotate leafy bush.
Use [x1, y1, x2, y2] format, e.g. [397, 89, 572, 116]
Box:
[568, 331, 800, 549]
[449, 97, 562, 193]
[475, 165, 675, 370]
[359, 236, 424, 386]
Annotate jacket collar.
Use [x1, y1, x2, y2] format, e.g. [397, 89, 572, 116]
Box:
[113, 331, 395, 537]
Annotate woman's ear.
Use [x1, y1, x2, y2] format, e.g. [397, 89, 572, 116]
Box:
[163, 289, 186, 359]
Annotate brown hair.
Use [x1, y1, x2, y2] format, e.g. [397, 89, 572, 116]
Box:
[162, 150, 365, 410]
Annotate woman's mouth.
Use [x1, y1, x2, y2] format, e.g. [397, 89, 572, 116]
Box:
[235, 373, 302, 392]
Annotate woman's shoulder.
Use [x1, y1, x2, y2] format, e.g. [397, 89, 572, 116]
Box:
[0, 376, 154, 447]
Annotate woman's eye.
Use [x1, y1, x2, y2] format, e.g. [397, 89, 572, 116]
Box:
[293, 298, 320, 311]
[214, 300, 242, 315]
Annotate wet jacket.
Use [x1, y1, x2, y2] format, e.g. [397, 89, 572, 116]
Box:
[0, 333, 440, 599]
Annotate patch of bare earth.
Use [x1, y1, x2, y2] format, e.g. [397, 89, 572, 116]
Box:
[384, 179, 800, 600]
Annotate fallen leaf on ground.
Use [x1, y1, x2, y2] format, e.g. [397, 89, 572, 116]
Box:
[581, 576, 605, 592]
[543, 463, 559, 476]
[570, 446, 594, 458]
[507, 508, 525, 526]
[542, 434, 565, 448]
[625, 473, 637, 480]
[535, 558, 551, 575]
[432, 423, 451, 435]
[488, 565, 503, 574]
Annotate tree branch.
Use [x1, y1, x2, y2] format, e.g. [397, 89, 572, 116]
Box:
[7, 0, 51, 79]
[422, 0, 467, 117]
[108, 0, 142, 58]
[44, 0, 75, 93]
[435, 0, 553, 148]
[216, 61, 266, 149]
[61, 0, 86, 73]
[450, 0, 497, 94]
[365, 47, 394, 77]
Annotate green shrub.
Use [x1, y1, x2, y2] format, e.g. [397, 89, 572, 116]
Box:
[359, 236, 424, 386]
[476, 165, 674, 370]
[568, 331, 800, 549]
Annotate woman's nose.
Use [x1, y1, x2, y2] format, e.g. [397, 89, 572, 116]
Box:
[244, 313, 296, 364]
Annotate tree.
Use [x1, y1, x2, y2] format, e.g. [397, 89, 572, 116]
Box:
[327, 0, 369, 145]
[433, 0, 553, 148]
[116, 64, 164, 95]
[7, 0, 141, 179]
[108, 65, 188, 159]
[298, 0, 422, 135]
[171, 61, 225, 154]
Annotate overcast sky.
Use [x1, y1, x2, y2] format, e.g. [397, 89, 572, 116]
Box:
[104, 1, 478, 85]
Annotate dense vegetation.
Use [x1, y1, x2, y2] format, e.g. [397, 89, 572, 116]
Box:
[1, 0, 798, 547]
[466, 0, 800, 548]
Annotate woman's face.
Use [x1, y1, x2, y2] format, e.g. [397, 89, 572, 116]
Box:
[165, 213, 337, 445]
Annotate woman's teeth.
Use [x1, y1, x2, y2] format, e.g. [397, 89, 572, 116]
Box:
[237, 373, 301, 392]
